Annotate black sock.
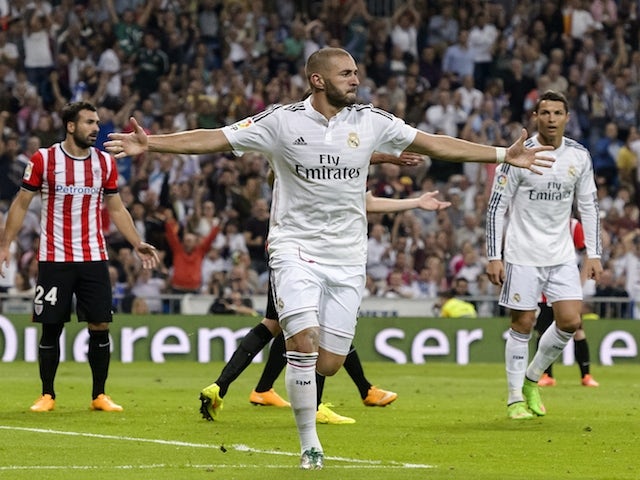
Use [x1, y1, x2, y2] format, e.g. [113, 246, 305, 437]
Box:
[216, 323, 273, 397]
[316, 372, 326, 408]
[343, 346, 371, 399]
[575, 338, 591, 377]
[88, 329, 111, 399]
[39, 324, 64, 398]
[254, 332, 286, 393]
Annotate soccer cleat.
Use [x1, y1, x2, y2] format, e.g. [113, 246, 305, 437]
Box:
[249, 388, 291, 407]
[300, 447, 324, 470]
[30, 394, 55, 412]
[538, 373, 557, 387]
[363, 386, 398, 406]
[581, 374, 599, 387]
[523, 378, 546, 416]
[507, 401, 534, 420]
[200, 383, 223, 421]
[316, 403, 355, 424]
[90, 394, 123, 412]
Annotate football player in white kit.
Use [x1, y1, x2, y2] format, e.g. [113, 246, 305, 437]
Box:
[485, 90, 603, 420]
[106, 47, 553, 469]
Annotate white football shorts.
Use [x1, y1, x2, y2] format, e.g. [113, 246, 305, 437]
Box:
[269, 253, 365, 355]
[499, 262, 582, 310]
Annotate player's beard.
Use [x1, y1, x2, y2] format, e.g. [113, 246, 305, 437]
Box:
[324, 79, 357, 109]
[73, 130, 97, 149]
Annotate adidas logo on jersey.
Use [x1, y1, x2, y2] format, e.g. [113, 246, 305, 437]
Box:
[293, 137, 307, 145]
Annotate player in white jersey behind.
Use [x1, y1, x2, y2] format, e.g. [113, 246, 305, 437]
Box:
[0, 101, 159, 413]
[106, 47, 553, 469]
[485, 91, 603, 420]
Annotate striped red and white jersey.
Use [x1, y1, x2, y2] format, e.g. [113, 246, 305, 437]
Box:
[21, 143, 118, 262]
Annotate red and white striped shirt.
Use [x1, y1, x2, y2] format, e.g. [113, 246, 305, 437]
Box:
[22, 143, 118, 262]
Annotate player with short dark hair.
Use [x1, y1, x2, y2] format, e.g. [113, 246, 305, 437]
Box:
[107, 47, 552, 469]
[486, 91, 602, 420]
[0, 101, 159, 413]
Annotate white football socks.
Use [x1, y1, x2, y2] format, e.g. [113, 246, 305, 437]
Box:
[285, 351, 321, 454]
[526, 321, 574, 381]
[505, 328, 530, 405]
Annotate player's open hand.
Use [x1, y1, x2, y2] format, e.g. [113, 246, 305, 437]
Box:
[506, 129, 555, 174]
[416, 191, 451, 211]
[135, 242, 160, 270]
[105, 118, 148, 158]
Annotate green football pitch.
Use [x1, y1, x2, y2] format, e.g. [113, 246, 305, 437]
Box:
[0, 361, 638, 480]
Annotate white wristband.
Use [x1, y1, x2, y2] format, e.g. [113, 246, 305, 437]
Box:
[495, 147, 506, 164]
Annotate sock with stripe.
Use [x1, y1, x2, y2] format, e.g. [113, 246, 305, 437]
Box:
[285, 351, 321, 453]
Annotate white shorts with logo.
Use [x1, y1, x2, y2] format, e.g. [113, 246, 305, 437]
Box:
[269, 253, 365, 355]
[499, 262, 582, 310]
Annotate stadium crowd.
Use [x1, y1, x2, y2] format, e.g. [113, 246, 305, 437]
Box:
[0, 0, 639, 317]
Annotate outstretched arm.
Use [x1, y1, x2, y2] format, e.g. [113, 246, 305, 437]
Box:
[365, 190, 450, 213]
[407, 128, 554, 175]
[105, 117, 233, 158]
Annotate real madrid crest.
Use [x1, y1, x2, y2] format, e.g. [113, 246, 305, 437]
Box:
[347, 132, 360, 148]
[512, 293, 521, 303]
[568, 165, 576, 177]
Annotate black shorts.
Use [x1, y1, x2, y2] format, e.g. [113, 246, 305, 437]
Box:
[534, 302, 554, 334]
[265, 273, 278, 321]
[33, 261, 113, 324]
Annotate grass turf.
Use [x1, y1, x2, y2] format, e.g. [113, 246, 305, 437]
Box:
[0, 361, 638, 480]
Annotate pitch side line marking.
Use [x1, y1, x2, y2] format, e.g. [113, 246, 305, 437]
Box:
[0, 426, 435, 469]
[0, 464, 429, 471]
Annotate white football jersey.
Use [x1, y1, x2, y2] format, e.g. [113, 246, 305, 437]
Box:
[486, 135, 601, 266]
[222, 97, 416, 265]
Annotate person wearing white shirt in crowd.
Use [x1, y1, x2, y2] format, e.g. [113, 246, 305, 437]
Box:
[366, 223, 394, 282]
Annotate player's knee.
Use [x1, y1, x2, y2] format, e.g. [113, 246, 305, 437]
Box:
[40, 323, 64, 346]
[316, 360, 341, 377]
[285, 328, 319, 353]
[281, 311, 319, 352]
[511, 311, 536, 333]
[88, 322, 110, 331]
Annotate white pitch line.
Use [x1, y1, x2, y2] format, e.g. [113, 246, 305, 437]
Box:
[0, 425, 435, 469]
[0, 464, 428, 471]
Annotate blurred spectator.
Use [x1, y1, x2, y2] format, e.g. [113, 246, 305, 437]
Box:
[130, 267, 167, 314]
[342, 0, 371, 64]
[468, 10, 498, 91]
[389, 3, 420, 63]
[592, 122, 622, 193]
[425, 2, 458, 52]
[381, 270, 416, 299]
[441, 29, 474, 87]
[422, 89, 467, 137]
[367, 223, 394, 283]
[209, 289, 258, 316]
[164, 209, 220, 298]
[23, 6, 54, 102]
